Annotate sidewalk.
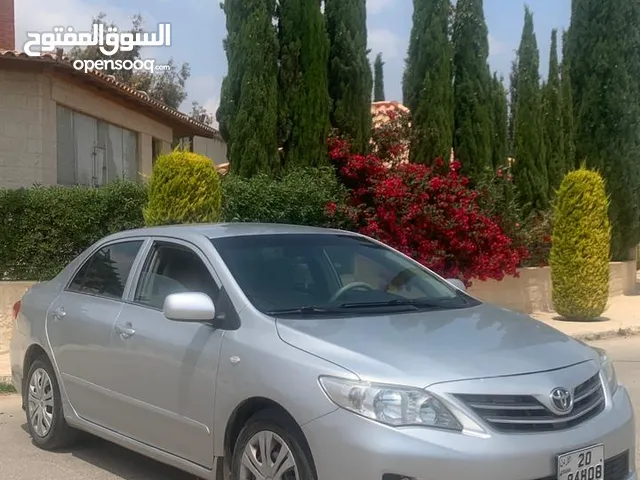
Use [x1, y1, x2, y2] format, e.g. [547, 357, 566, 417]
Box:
[533, 293, 640, 341]
[0, 351, 10, 384]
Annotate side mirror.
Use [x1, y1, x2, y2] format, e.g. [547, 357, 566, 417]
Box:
[163, 292, 216, 322]
[446, 278, 466, 291]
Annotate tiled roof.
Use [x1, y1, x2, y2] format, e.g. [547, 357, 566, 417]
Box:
[0, 49, 221, 139]
[371, 101, 410, 124]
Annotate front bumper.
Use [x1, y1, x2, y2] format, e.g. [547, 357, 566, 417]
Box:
[302, 385, 635, 480]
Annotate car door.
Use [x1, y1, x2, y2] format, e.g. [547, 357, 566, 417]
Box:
[46, 238, 146, 428]
[105, 238, 226, 469]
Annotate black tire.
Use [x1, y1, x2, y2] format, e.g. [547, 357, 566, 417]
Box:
[24, 356, 78, 450]
[231, 409, 316, 480]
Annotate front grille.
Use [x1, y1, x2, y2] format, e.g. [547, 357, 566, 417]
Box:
[456, 373, 605, 433]
[536, 450, 629, 480]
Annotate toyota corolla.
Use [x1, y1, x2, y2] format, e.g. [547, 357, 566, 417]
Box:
[10, 223, 636, 480]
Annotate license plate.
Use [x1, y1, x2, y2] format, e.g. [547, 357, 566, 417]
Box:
[557, 444, 604, 480]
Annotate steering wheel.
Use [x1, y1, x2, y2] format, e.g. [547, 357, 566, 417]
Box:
[329, 282, 376, 303]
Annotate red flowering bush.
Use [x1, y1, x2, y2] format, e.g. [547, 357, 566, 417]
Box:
[327, 137, 527, 286]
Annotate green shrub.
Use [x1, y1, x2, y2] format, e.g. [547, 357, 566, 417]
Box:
[520, 210, 554, 267]
[0, 181, 147, 281]
[143, 150, 222, 226]
[221, 166, 348, 227]
[550, 167, 611, 320]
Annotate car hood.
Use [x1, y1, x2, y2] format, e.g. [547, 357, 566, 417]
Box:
[275, 303, 598, 388]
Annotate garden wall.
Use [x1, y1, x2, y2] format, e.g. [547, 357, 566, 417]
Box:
[467, 261, 637, 314]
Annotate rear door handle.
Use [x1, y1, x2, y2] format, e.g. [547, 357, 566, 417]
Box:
[114, 323, 136, 339]
[51, 306, 66, 320]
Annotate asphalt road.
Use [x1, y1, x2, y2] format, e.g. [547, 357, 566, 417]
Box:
[1, 336, 639, 479]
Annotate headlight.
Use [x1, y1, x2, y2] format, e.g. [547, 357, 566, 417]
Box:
[594, 347, 618, 395]
[318, 376, 462, 431]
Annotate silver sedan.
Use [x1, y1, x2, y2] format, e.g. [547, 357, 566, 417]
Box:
[9, 223, 637, 480]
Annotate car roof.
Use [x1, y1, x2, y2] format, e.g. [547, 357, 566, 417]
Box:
[103, 223, 360, 242]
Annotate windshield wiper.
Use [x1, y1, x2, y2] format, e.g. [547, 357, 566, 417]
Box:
[338, 298, 464, 310]
[266, 306, 342, 316]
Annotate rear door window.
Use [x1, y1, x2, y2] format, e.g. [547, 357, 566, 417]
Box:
[68, 240, 144, 299]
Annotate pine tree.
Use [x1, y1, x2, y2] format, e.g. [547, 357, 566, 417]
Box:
[567, 0, 640, 259]
[325, 0, 373, 153]
[452, 0, 493, 179]
[403, 0, 453, 164]
[512, 6, 548, 214]
[491, 73, 508, 169]
[560, 30, 576, 170]
[278, 0, 330, 167]
[218, 0, 279, 177]
[542, 29, 565, 195]
[373, 53, 385, 101]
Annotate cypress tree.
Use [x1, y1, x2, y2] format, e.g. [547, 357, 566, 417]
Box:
[560, 30, 576, 169]
[542, 29, 565, 195]
[216, 0, 242, 144]
[490, 73, 508, 169]
[567, 0, 640, 259]
[508, 57, 518, 157]
[509, 57, 518, 157]
[373, 53, 385, 101]
[452, 0, 493, 179]
[325, 0, 372, 153]
[277, 0, 330, 167]
[512, 6, 548, 214]
[218, 0, 279, 177]
[403, 0, 453, 164]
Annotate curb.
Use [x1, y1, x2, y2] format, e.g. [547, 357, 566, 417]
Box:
[0, 376, 13, 385]
[571, 326, 640, 342]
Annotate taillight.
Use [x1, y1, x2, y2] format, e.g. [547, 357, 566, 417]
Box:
[12, 300, 21, 320]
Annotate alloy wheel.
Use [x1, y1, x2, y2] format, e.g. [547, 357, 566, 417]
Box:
[27, 367, 54, 437]
[240, 430, 300, 480]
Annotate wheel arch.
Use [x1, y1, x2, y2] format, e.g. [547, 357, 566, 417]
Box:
[222, 396, 317, 477]
[22, 343, 52, 406]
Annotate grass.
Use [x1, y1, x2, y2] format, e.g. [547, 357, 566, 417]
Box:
[0, 382, 17, 394]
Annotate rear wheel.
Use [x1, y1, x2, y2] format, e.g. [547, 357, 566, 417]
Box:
[25, 357, 78, 450]
[231, 409, 316, 480]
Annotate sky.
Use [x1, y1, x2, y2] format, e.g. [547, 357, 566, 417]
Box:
[14, 0, 571, 128]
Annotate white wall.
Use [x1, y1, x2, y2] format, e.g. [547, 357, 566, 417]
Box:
[193, 135, 228, 165]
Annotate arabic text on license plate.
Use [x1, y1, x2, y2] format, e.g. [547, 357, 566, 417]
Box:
[557, 444, 604, 480]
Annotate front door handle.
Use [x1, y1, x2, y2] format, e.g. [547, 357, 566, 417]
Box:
[51, 306, 66, 320]
[114, 323, 136, 339]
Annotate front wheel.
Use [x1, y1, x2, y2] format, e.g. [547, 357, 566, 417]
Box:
[231, 410, 316, 480]
[25, 357, 78, 450]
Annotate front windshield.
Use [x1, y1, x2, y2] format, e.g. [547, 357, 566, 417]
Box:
[211, 233, 478, 315]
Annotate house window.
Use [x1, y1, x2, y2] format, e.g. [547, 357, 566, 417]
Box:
[56, 105, 139, 186]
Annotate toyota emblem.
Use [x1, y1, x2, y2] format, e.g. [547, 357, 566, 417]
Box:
[550, 387, 574, 414]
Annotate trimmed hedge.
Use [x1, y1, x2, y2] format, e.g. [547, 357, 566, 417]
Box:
[550, 167, 611, 320]
[220, 166, 347, 227]
[0, 181, 147, 281]
[0, 166, 347, 281]
[144, 150, 223, 226]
